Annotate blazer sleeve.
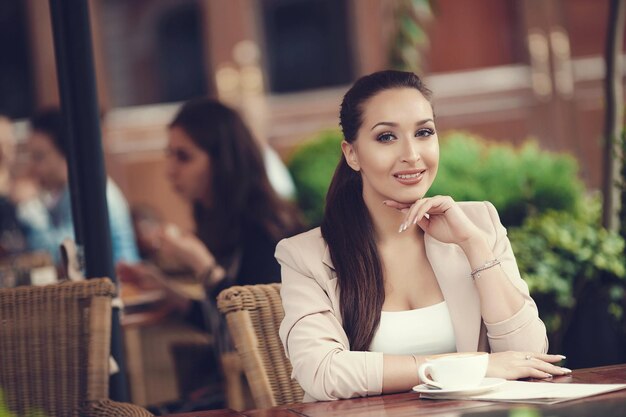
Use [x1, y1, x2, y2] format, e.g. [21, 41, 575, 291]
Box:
[482, 201, 549, 353]
[276, 238, 384, 402]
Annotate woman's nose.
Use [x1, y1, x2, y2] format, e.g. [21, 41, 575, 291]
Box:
[165, 159, 177, 180]
[400, 138, 420, 163]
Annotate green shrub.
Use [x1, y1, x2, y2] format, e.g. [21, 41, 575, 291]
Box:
[0, 391, 46, 417]
[509, 197, 626, 351]
[287, 130, 342, 225]
[429, 132, 584, 226]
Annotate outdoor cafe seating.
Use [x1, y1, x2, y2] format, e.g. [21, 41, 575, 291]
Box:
[216, 284, 303, 409]
[0, 278, 153, 417]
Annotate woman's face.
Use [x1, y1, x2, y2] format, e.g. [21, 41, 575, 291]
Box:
[342, 87, 438, 205]
[166, 127, 211, 203]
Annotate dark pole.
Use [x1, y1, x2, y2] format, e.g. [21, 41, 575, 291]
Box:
[48, 0, 128, 402]
[602, 0, 625, 231]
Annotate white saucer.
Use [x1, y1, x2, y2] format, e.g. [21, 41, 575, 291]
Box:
[412, 377, 506, 396]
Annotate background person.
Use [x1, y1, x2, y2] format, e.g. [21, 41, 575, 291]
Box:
[0, 115, 26, 256]
[118, 98, 304, 328]
[17, 108, 139, 265]
[276, 70, 570, 402]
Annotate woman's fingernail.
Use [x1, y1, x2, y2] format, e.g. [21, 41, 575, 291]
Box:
[543, 372, 553, 378]
[413, 217, 418, 225]
[558, 355, 567, 359]
[561, 367, 572, 373]
[398, 224, 404, 233]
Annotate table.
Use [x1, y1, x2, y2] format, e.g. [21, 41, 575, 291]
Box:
[164, 364, 626, 417]
[121, 278, 209, 406]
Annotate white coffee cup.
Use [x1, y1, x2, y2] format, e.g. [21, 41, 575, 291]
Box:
[418, 352, 488, 389]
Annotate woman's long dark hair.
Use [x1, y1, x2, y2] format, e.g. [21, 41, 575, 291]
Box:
[170, 98, 302, 267]
[321, 70, 432, 351]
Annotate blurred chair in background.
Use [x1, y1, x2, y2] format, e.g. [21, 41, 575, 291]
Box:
[0, 278, 153, 416]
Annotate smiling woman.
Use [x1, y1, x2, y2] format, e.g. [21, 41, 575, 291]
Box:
[276, 70, 571, 403]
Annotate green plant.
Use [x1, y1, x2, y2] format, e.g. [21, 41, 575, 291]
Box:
[287, 129, 342, 225]
[390, 0, 433, 73]
[0, 391, 46, 417]
[509, 197, 626, 352]
[429, 132, 584, 226]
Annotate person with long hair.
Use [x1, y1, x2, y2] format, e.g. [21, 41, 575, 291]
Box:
[276, 70, 568, 402]
[118, 98, 303, 325]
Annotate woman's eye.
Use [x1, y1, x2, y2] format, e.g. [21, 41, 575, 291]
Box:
[377, 132, 396, 143]
[166, 149, 191, 163]
[416, 128, 435, 138]
[176, 150, 191, 163]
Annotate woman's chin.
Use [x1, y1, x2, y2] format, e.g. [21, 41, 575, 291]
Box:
[171, 186, 195, 202]
[391, 191, 427, 205]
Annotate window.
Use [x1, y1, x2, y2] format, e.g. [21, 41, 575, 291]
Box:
[261, 0, 354, 93]
[0, 1, 34, 118]
[100, 0, 209, 107]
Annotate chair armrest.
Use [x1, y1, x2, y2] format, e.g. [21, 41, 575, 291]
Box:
[80, 399, 154, 417]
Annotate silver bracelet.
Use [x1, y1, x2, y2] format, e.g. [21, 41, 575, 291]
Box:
[470, 258, 501, 280]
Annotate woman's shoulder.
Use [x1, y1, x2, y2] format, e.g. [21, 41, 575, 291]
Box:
[277, 226, 325, 255]
[457, 201, 503, 236]
[275, 227, 329, 274]
[457, 200, 496, 215]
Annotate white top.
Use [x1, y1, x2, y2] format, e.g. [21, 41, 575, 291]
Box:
[369, 301, 457, 355]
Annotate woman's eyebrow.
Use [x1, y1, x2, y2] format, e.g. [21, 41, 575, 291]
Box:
[370, 118, 434, 130]
[370, 121, 397, 130]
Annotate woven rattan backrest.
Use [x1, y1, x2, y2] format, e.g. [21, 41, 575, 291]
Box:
[217, 284, 303, 408]
[0, 278, 115, 416]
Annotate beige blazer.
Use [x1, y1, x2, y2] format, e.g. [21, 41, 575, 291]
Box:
[276, 201, 548, 402]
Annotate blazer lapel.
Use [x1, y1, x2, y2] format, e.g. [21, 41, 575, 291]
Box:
[322, 244, 335, 271]
[321, 243, 342, 322]
[425, 235, 482, 352]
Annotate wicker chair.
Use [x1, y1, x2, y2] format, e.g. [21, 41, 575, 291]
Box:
[0, 278, 153, 417]
[216, 284, 303, 409]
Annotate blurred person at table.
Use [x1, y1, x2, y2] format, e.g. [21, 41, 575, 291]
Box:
[130, 203, 165, 263]
[0, 115, 27, 256]
[17, 108, 139, 265]
[129, 203, 186, 273]
[117, 98, 304, 328]
[276, 70, 570, 402]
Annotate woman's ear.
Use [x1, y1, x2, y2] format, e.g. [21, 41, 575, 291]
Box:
[341, 140, 360, 172]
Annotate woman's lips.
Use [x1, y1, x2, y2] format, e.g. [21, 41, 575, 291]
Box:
[393, 170, 425, 185]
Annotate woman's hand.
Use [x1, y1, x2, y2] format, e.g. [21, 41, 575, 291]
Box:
[487, 351, 571, 379]
[157, 224, 217, 275]
[383, 195, 483, 245]
[117, 261, 165, 290]
[116, 261, 192, 312]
